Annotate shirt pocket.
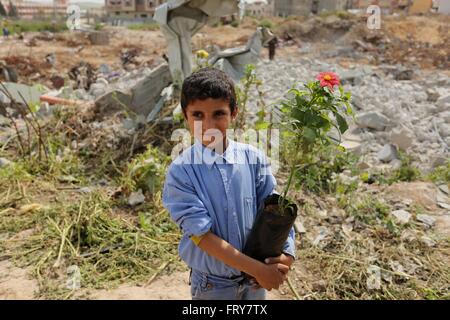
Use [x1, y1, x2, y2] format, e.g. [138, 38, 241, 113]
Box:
[243, 196, 256, 231]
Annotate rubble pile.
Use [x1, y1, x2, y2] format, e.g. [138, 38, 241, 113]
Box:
[249, 58, 449, 171]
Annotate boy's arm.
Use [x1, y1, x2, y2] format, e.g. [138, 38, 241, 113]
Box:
[196, 231, 289, 291]
[163, 164, 212, 239]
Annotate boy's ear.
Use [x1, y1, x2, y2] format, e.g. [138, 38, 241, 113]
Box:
[231, 108, 239, 120]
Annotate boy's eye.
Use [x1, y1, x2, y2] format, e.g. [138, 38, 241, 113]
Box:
[192, 112, 203, 118]
[214, 111, 227, 117]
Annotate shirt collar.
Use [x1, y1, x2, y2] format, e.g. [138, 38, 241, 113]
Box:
[193, 138, 238, 169]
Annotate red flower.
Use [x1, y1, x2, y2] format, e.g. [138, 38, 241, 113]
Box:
[316, 72, 340, 91]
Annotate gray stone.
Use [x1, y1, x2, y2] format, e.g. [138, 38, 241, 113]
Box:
[416, 214, 436, 227]
[294, 219, 306, 234]
[390, 128, 414, 150]
[0, 157, 12, 168]
[377, 144, 399, 163]
[420, 236, 436, 247]
[426, 89, 440, 102]
[391, 210, 411, 225]
[356, 112, 390, 131]
[341, 140, 362, 155]
[390, 158, 403, 170]
[395, 69, 414, 81]
[340, 70, 365, 86]
[88, 31, 110, 45]
[128, 189, 145, 207]
[95, 63, 172, 118]
[0, 82, 42, 106]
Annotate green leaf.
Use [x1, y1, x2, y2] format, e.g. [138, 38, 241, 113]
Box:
[255, 121, 270, 130]
[335, 113, 349, 134]
[303, 127, 317, 143]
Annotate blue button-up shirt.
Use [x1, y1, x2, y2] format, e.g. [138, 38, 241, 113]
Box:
[162, 139, 296, 279]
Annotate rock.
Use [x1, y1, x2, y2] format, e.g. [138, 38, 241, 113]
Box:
[88, 31, 110, 45]
[57, 175, 79, 183]
[395, 69, 414, 81]
[340, 69, 364, 86]
[78, 187, 94, 194]
[377, 144, 399, 163]
[128, 189, 145, 207]
[420, 236, 436, 247]
[0, 82, 42, 106]
[366, 265, 381, 290]
[66, 265, 81, 290]
[0, 157, 12, 168]
[416, 214, 436, 227]
[341, 140, 362, 155]
[436, 95, 450, 109]
[431, 155, 447, 168]
[294, 219, 306, 234]
[390, 158, 402, 170]
[391, 210, 411, 225]
[356, 112, 390, 131]
[438, 184, 449, 195]
[426, 89, 440, 102]
[390, 128, 414, 150]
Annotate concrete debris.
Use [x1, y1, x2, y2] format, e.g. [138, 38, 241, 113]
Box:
[294, 219, 306, 234]
[390, 128, 414, 151]
[356, 112, 390, 131]
[68, 62, 96, 91]
[391, 210, 412, 225]
[95, 63, 172, 118]
[420, 236, 436, 247]
[0, 82, 43, 108]
[416, 214, 436, 228]
[88, 32, 110, 46]
[128, 189, 145, 207]
[377, 144, 399, 163]
[0, 157, 12, 168]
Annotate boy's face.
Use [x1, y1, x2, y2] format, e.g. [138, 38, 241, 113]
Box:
[184, 98, 238, 150]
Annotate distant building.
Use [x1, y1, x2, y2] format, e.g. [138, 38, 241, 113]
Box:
[105, 0, 163, 21]
[0, 0, 68, 20]
[245, 0, 274, 18]
[273, 0, 349, 17]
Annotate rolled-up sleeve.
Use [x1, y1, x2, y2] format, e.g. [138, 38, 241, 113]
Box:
[283, 227, 296, 259]
[255, 151, 276, 213]
[162, 164, 212, 238]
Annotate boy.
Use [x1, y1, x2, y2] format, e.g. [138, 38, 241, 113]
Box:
[162, 68, 296, 300]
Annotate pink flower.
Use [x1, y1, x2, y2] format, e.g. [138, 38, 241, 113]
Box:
[316, 72, 340, 91]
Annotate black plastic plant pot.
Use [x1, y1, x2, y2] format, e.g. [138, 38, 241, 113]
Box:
[243, 193, 298, 262]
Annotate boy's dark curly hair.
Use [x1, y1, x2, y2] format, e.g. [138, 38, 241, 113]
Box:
[181, 67, 237, 113]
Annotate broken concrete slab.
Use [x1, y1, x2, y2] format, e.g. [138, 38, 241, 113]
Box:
[377, 144, 399, 163]
[340, 69, 365, 86]
[356, 112, 390, 131]
[0, 157, 12, 168]
[390, 128, 414, 151]
[391, 209, 412, 225]
[88, 32, 110, 46]
[0, 82, 43, 107]
[416, 214, 436, 227]
[128, 189, 145, 207]
[95, 63, 172, 119]
[341, 140, 362, 155]
[294, 219, 306, 234]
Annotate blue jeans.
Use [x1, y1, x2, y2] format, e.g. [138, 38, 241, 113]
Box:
[190, 269, 266, 300]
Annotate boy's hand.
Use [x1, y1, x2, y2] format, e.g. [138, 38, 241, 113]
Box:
[265, 253, 294, 269]
[249, 254, 294, 289]
[254, 263, 289, 291]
